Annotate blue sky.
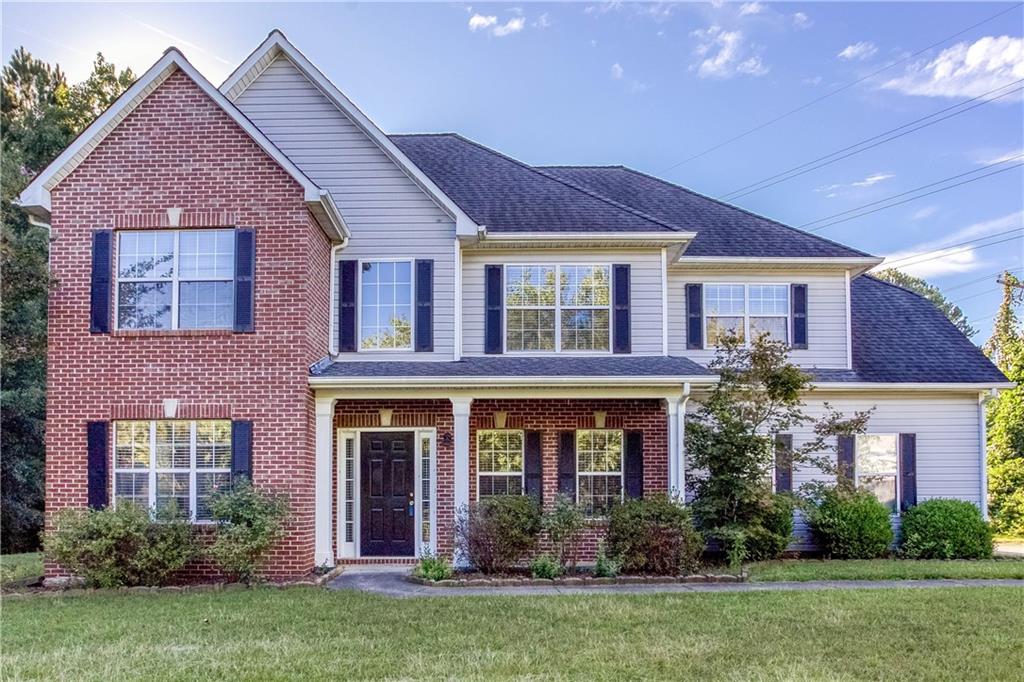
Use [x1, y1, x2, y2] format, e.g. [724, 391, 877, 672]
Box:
[3, 1, 1022, 339]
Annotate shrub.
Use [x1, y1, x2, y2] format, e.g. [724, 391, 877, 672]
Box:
[530, 554, 562, 579]
[455, 495, 542, 574]
[207, 479, 289, 584]
[808, 490, 894, 559]
[900, 499, 993, 559]
[606, 494, 702, 575]
[743, 494, 795, 561]
[45, 503, 196, 588]
[413, 551, 453, 581]
[542, 495, 587, 573]
[593, 542, 621, 578]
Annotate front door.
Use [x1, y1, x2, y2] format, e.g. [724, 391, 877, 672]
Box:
[360, 432, 415, 556]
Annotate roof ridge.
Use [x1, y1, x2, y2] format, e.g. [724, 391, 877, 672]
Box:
[438, 133, 686, 233]
[610, 166, 875, 259]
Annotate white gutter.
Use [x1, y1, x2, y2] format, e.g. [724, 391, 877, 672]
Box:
[308, 374, 719, 388]
[812, 382, 1016, 392]
[979, 388, 998, 519]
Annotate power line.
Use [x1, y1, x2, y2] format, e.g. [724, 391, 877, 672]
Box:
[803, 161, 1024, 233]
[659, 3, 1023, 173]
[881, 229, 1023, 268]
[942, 267, 1024, 293]
[954, 285, 1005, 305]
[720, 82, 1024, 201]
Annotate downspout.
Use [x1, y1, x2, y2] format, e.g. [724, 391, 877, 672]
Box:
[978, 388, 998, 520]
[679, 382, 691, 499]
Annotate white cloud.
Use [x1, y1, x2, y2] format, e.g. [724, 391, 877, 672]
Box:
[534, 12, 551, 29]
[881, 35, 1024, 99]
[852, 172, 895, 188]
[879, 211, 1023, 277]
[792, 12, 812, 30]
[977, 148, 1024, 165]
[802, 76, 823, 86]
[838, 41, 878, 61]
[468, 14, 497, 31]
[911, 205, 939, 221]
[493, 17, 525, 37]
[610, 62, 624, 79]
[814, 172, 894, 197]
[691, 26, 769, 79]
[739, 2, 763, 17]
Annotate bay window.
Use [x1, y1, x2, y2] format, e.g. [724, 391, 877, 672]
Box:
[704, 283, 790, 347]
[855, 434, 899, 513]
[505, 264, 611, 352]
[577, 429, 624, 517]
[477, 430, 524, 497]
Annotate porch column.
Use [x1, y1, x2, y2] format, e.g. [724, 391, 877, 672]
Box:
[314, 397, 336, 568]
[450, 397, 472, 564]
[679, 387, 690, 497]
[666, 396, 680, 495]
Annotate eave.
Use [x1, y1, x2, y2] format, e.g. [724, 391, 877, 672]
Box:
[468, 229, 698, 260]
[673, 255, 884, 275]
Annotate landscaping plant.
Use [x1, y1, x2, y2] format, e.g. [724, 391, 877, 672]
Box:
[413, 551, 453, 581]
[593, 542, 621, 578]
[808, 489, 894, 559]
[45, 502, 196, 588]
[900, 498, 993, 560]
[208, 479, 289, 584]
[685, 333, 870, 561]
[455, 495, 542, 574]
[530, 554, 562, 579]
[606, 494, 702, 575]
[542, 494, 586, 573]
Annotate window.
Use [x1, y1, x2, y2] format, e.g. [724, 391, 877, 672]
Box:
[359, 260, 413, 350]
[505, 264, 611, 352]
[577, 430, 624, 517]
[855, 434, 899, 513]
[113, 420, 232, 521]
[704, 284, 789, 347]
[420, 434, 432, 545]
[116, 230, 234, 331]
[477, 430, 524, 497]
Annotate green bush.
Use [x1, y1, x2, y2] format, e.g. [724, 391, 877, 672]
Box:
[593, 542, 621, 578]
[743, 493, 795, 561]
[530, 554, 562, 579]
[809, 490, 894, 559]
[606, 494, 703, 575]
[455, 495, 542, 574]
[413, 551, 453, 581]
[900, 499, 993, 559]
[45, 503, 196, 588]
[542, 495, 587, 573]
[207, 479, 289, 584]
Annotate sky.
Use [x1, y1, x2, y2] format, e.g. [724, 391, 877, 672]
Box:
[2, 1, 1022, 340]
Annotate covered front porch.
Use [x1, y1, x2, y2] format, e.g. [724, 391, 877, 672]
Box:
[309, 357, 718, 567]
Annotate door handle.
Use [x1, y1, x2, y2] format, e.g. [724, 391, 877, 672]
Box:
[408, 492, 415, 517]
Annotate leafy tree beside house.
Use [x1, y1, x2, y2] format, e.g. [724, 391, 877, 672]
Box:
[874, 268, 977, 338]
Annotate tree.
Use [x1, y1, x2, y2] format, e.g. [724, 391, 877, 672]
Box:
[685, 332, 871, 561]
[874, 268, 977, 338]
[1, 48, 133, 552]
[984, 273, 1024, 536]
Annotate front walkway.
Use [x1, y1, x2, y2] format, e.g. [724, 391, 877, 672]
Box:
[327, 566, 1024, 598]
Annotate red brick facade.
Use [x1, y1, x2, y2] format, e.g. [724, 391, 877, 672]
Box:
[45, 68, 333, 579]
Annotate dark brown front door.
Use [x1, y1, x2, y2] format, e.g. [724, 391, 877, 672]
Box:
[360, 432, 415, 557]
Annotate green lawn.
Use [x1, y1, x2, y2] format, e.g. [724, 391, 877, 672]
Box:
[747, 558, 1024, 582]
[4, 587, 1024, 680]
[0, 552, 43, 584]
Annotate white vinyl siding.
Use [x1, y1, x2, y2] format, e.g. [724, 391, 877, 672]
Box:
[462, 249, 664, 356]
[669, 270, 849, 369]
[234, 55, 456, 360]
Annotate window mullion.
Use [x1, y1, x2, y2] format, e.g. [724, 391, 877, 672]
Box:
[189, 421, 197, 521]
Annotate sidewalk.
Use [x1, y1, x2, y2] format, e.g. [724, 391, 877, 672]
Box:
[327, 567, 1024, 598]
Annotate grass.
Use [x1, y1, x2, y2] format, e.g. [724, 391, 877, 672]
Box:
[4, 586, 1024, 680]
[0, 552, 43, 584]
[747, 558, 1024, 582]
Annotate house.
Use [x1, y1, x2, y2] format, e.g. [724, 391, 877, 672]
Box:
[20, 31, 1010, 578]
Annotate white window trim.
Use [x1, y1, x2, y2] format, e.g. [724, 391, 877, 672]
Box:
[356, 257, 415, 352]
[475, 429, 526, 500]
[854, 433, 901, 514]
[575, 429, 625, 517]
[114, 229, 235, 331]
[111, 420, 232, 524]
[702, 282, 792, 350]
[503, 263, 614, 355]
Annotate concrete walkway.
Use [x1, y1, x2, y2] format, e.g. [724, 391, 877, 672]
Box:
[327, 566, 1024, 598]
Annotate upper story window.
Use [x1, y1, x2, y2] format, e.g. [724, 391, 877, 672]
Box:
[705, 283, 789, 347]
[505, 265, 611, 353]
[360, 260, 413, 350]
[116, 230, 234, 331]
[477, 430, 524, 497]
[855, 434, 899, 513]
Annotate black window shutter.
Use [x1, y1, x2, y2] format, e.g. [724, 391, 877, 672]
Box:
[415, 259, 434, 352]
[231, 420, 254, 481]
[899, 433, 917, 511]
[90, 230, 112, 333]
[791, 283, 808, 349]
[624, 431, 644, 499]
[613, 264, 631, 354]
[524, 431, 543, 503]
[485, 264, 504, 354]
[86, 421, 109, 509]
[234, 227, 255, 333]
[686, 283, 703, 349]
[337, 261, 358, 353]
[774, 434, 793, 493]
[557, 431, 576, 497]
[837, 435, 855, 484]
